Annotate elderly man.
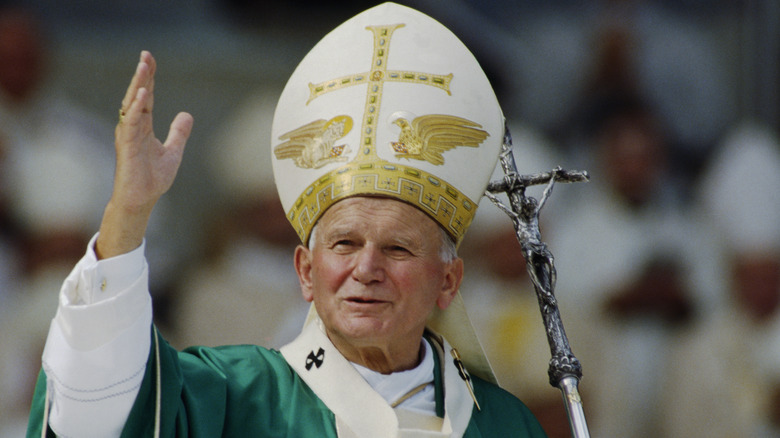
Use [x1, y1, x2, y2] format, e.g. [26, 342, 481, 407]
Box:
[27, 4, 547, 437]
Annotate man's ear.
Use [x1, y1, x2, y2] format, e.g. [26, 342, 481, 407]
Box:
[294, 245, 315, 302]
[437, 257, 463, 310]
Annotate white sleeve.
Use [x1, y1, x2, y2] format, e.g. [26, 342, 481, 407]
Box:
[42, 233, 153, 438]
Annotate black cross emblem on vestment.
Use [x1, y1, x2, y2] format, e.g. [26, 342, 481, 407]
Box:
[306, 348, 325, 370]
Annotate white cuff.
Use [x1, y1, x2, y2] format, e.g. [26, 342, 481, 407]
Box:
[42, 232, 154, 437]
[54, 232, 150, 351]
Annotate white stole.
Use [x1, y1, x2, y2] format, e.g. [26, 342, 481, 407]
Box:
[280, 318, 475, 437]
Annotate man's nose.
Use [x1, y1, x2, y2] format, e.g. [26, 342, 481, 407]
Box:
[352, 245, 386, 283]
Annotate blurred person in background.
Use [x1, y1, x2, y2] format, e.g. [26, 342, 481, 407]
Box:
[547, 94, 722, 437]
[545, 15, 727, 434]
[662, 121, 780, 437]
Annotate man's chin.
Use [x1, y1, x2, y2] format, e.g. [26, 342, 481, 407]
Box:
[330, 317, 391, 344]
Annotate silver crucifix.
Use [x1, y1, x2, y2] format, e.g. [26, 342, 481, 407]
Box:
[485, 122, 591, 438]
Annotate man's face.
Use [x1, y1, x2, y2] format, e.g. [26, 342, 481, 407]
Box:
[294, 197, 462, 356]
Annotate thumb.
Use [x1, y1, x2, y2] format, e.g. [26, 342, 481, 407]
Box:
[165, 112, 194, 154]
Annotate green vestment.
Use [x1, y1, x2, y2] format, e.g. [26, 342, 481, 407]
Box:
[27, 326, 547, 437]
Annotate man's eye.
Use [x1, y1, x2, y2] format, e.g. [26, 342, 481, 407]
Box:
[332, 240, 354, 249]
[388, 245, 411, 255]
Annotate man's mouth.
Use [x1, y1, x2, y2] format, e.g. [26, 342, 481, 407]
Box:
[346, 297, 385, 304]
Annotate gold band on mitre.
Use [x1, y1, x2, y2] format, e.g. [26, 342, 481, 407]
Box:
[287, 161, 477, 245]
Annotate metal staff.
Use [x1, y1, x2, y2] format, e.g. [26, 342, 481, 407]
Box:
[484, 122, 591, 438]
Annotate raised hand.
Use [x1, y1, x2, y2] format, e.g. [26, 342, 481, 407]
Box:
[96, 51, 194, 259]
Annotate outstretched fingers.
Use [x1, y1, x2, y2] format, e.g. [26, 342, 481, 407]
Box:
[120, 51, 156, 120]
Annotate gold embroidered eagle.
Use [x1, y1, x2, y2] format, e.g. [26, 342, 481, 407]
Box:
[274, 115, 353, 169]
[390, 114, 489, 165]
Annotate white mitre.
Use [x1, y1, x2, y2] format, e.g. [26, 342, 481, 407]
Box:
[271, 2, 505, 383]
[699, 121, 780, 255]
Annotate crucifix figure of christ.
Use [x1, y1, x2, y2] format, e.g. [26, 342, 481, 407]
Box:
[306, 23, 453, 163]
[485, 123, 592, 438]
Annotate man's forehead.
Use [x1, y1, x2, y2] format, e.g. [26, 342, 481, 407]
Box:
[318, 196, 442, 234]
[325, 196, 430, 217]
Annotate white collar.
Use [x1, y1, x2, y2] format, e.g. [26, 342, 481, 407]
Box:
[280, 317, 474, 437]
[351, 340, 435, 414]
